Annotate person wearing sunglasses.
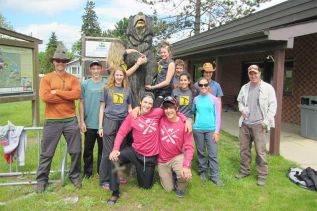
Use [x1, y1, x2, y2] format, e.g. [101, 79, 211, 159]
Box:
[37, 44, 82, 193]
[192, 77, 223, 187]
[194, 62, 223, 106]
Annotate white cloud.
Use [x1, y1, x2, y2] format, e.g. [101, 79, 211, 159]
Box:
[16, 23, 81, 52]
[0, 0, 85, 15]
[256, 0, 288, 11]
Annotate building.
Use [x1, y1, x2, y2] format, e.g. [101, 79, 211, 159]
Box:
[172, 0, 317, 153]
[66, 59, 82, 80]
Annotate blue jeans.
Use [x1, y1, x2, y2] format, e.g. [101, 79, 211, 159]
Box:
[193, 130, 219, 182]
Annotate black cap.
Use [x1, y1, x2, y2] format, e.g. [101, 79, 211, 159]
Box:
[90, 60, 102, 68]
[161, 96, 179, 107]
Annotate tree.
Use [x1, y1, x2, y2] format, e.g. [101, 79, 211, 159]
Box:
[0, 13, 13, 30]
[81, 0, 102, 36]
[138, 0, 270, 36]
[41, 32, 58, 73]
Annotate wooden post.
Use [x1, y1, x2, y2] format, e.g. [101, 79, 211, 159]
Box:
[32, 42, 40, 126]
[270, 49, 285, 155]
[215, 57, 222, 83]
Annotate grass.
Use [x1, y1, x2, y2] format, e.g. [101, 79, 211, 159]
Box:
[0, 102, 317, 210]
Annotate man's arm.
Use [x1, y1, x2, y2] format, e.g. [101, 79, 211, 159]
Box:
[79, 99, 86, 133]
[40, 77, 69, 103]
[55, 78, 81, 100]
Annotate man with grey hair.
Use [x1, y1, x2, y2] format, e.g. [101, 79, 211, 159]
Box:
[36, 44, 82, 192]
[236, 64, 277, 186]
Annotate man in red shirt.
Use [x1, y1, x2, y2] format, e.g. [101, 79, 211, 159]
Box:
[158, 96, 194, 197]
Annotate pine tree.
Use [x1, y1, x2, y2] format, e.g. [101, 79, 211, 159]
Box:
[81, 1, 102, 36]
[42, 32, 58, 73]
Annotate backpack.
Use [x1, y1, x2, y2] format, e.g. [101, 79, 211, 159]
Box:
[288, 167, 317, 191]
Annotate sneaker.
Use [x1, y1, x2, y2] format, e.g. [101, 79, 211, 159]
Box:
[119, 178, 128, 185]
[107, 195, 119, 206]
[235, 173, 250, 179]
[257, 177, 266, 186]
[211, 180, 225, 188]
[199, 172, 207, 182]
[175, 189, 185, 198]
[102, 183, 110, 191]
[36, 183, 47, 193]
[71, 178, 82, 188]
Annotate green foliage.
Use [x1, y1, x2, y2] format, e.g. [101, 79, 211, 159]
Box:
[138, 0, 270, 36]
[71, 40, 82, 59]
[0, 13, 13, 30]
[81, 1, 102, 37]
[103, 17, 129, 42]
[41, 32, 58, 74]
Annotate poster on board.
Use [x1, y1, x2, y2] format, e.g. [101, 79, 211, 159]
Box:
[85, 40, 111, 58]
[0, 45, 33, 95]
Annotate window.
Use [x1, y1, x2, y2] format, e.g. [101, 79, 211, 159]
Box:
[283, 60, 293, 95]
[71, 66, 78, 75]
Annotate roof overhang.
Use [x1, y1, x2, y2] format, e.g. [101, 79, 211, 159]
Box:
[265, 20, 317, 48]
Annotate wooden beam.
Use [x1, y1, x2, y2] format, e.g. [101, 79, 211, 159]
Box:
[0, 39, 35, 49]
[0, 94, 35, 103]
[0, 27, 42, 43]
[269, 49, 285, 155]
[32, 45, 40, 126]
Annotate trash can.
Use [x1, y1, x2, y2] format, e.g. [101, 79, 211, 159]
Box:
[300, 96, 317, 141]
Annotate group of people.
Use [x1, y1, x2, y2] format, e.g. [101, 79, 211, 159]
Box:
[37, 40, 277, 206]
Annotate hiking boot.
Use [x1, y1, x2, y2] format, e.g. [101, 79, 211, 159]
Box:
[71, 178, 82, 188]
[36, 183, 47, 193]
[211, 180, 225, 188]
[257, 177, 266, 186]
[199, 172, 208, 182]
[235, 173, 250, 179]
[175, 189, 185, 198]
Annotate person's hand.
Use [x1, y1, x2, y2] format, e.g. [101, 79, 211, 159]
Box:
[51, 90, 57, 95]
[131, 106, 141, 119]
[212, 132, 220, 143]
[109, 150, 120, 161]
[185, 118, 193, 133]
[144, 85, 152, 91]
[80, 122, 87, 133]
[98, 128, 103, 137]
[137, 55, 147, 66]
[182, 167, 192, 181]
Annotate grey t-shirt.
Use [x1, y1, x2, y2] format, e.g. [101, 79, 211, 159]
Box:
[244, 84, 263, 125]
[172, 88, 194, 118]
[101, 86, 132, 120]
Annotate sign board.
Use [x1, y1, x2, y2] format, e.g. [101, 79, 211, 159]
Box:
[0, 45, 33, 95]
[85, 40, 111, 58]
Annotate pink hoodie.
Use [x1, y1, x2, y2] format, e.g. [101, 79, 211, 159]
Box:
[158, 116, 194, 168]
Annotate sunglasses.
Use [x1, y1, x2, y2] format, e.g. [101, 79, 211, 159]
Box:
[198, 83, 209, 87]
[54, 59, 68, 64]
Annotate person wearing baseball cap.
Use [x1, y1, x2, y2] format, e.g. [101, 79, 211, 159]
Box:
[158, 96, 194, 197]
[79, 60, 105, 178]
[236, 64, 277, 186]
[194, 62, 223, 106]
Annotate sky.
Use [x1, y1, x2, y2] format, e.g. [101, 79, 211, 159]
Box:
[0, 0, 287, 52]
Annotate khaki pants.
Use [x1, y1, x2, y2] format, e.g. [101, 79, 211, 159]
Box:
[239, 123, 269, 178]
[158, 154, 188, 192]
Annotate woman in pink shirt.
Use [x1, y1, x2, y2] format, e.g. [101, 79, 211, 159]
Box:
[107, 93, 189, 205]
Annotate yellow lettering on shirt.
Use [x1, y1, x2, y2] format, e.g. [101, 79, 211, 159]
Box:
[179, 96, 190, 106]
[113, 93, 124, 104]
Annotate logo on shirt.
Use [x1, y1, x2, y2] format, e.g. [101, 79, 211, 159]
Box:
[160, 126, 179, 144]
[157, 64, 162, 73]
[138, 118, 157, 134]
[113, 93, 124, 104]
[179, 96, 190, 106]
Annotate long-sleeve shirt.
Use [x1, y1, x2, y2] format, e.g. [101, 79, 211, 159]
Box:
[113, 108, 188, 157]
[39, 71, 81, 119]
[158, 116, 194, 168]
[192, 93, 221, 133]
